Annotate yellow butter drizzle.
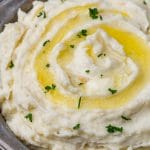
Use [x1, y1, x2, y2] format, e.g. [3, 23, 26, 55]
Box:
[35, 5, 150, 109]
[100, 9, 129, 17]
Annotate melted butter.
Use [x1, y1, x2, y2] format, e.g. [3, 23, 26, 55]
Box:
[100, 9, 129, 17]
[35, 4, 96, 108]
[85, 25, 150, 109]
[86, 46, 98, 62]
[35, 5, 150, 110]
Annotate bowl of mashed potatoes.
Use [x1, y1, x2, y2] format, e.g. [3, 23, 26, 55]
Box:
[0, 0, 150, 150]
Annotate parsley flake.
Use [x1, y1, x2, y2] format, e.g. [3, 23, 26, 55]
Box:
[143, 0, 147, 5]
[99, 15, 103, 20]
[106, 124, 123, 133]
[70, 45, 75, 48]
[77, 29, 88, 38]
[100, 74, 104, 78]
[46, 63, 50, 68]
[108, 88, 117, 95]
[97, 53, 106, 57]
[45, 84, 56, 92]
[78, 97, 82, 109]
[43, 40, 50, 46]
[8, 60, 14, 69]
[25, 113, 33, 122]
[121, 115, 131, 121]
[85, 70, 90, 73]
[97, 53, 103, 57]
[78, 83, 84, 86]
[73, 123, 80, 130]
[89, 8, 99, 19]
[37, 11, 46, 18]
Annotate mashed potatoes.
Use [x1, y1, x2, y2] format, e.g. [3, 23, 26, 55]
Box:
[0, 0, 150, 149]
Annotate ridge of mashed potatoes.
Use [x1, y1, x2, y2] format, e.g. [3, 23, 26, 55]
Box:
[0, 0, 150, 149]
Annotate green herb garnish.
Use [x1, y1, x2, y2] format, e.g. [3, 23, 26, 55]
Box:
[8, 60, 14, 69]
[73, 123, 80, 130]
[108, 88, 117, 95]
[97, 53, 103, 57]
[70, 45, 75, 48]
[45, 84, 56, 92]
[46, 63, 50, 68]
[85, 70, 90, 73]
[121, 115, 131, 121]
[43, 40, 50, 46]
[143, 0, 147, 5]
[81, 29, 87, 36]
[78, 83, 84, 86]
[97, 53, 106, 57]
[37, 11, 46, 18]
[106, 124, 123, 133]
[77, 29, 88, 37]
[100, 74, 104, 78]
[99, 15, 103, 20]
[25, 113, 33, 122]
[78, 97, 82, 109]
[89, 8, 99, 19]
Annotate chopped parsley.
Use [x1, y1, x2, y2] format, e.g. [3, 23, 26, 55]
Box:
[25, 113, 33, 122]
[77, 29, 88, 38]
[37, 11, 46, 18]
[81, 29, 87, 36]
[8, 60, 14, 69]
[43, 40, 50, 46]
[106, 124, 123, 133]
[70, 45, 75, 48]
[73, 123, 80, 130]
[85, 70, 90, 73]
[45, 84, 56, 92]
[99, 15, 103, 20]
[78, 97, 82, 109]
[78, 83, 84, 86]
[143, 0, 147, 5]
[121, 115, 131, 121]
[100, 74, 104, 78]
[46, 63, 50, 68]
[89, 8, 99, 19]
[97, 53, 103, 57]
[108, 88, 117, 95]
[97, 53, 106, 57]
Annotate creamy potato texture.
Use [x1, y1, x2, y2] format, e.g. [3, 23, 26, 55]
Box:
[0, 0, 150, 149]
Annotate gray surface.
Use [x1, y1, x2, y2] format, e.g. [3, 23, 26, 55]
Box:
[0, 115, 28, 150]
[0, 0, 34, 31]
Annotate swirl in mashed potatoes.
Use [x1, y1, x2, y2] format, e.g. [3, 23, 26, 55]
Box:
[0, 0, 150, 149]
